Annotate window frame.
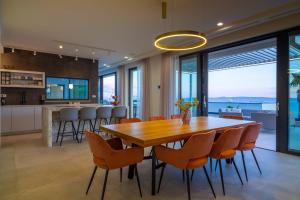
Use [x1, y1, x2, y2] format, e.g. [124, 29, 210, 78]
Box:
[99, 72, 117, 104]
[45, 76, 89, 100]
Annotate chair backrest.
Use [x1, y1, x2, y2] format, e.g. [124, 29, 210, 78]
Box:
[182, 131, 216, 159]
[149, 115, 165, 121]
[171, 114, 181, 119]
[79, 107, 96, 120]
[223, 115, 244, 120]
[120, 118, 142, 124]
[238, 123, 262, 149]
[60, 108, 79, 121]
[210, 127, 244, 157]
[112, 106, 127, 118]
[97, 106, 113, 119]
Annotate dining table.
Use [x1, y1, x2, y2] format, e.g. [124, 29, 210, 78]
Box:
[100, 116, 255, 195]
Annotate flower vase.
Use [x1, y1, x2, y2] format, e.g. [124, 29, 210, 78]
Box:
[181, 109, 191, 125]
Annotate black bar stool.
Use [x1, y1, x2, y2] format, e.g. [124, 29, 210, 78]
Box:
[56, 108, 79, 146]
[78, 107, 97, 142]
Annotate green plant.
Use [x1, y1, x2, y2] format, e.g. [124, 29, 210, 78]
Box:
[175, 98, 199, 112]
[290, 73, 300, 118]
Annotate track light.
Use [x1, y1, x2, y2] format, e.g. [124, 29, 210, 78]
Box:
[33, 51, 37, 56]
[11, 48, 15, 53]
[75, 56, 78, 61]
[58, 54, 63, 59]
[92, 59, 95, 63]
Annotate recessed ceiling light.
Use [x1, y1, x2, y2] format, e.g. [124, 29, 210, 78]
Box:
[75, 49, 79, 52]
[127, 57, 133, 61]
[58, 54, 63, 59]
[11, 48, 15, 53]
[75, 56, 78, 61]
[124, 56, 129, 59]
[33, 51, 37, 56]
[217, 22, 224, 27]
[59, 45, 63, 49]
[92, 51, 95, 55]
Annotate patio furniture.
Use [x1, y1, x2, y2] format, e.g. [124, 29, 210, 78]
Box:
[250, 112, 276, 130]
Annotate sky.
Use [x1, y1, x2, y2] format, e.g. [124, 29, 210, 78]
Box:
[208, 63, 277, 98]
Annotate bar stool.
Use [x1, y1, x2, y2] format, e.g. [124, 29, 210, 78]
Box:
[56, 108, 79, 146]
[78, 107, 97, 142]
[111, 106, 127, 124]
[94, 107, 113, 132]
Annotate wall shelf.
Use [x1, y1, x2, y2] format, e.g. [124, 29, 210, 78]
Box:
[0, 69, 45, 88]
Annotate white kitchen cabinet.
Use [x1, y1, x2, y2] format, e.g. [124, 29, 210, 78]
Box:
[34, 106, 42, 130]
[1, 106, 12, 133]
[11, 106, 35, 132]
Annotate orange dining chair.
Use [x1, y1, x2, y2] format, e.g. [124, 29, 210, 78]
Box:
[223, 115, 244, 120]
[209, 127, 244, 196]
[237, 123, 262, 181]
[149, 115, 165, 121]
[155, 131, 217, 200]
[120, 118, 142, 148]
[85, 131, 144, 200]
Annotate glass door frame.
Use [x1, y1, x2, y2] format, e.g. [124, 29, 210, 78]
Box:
[178, 25, 300, 155]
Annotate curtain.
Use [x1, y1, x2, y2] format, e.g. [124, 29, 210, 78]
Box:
[160, 53, 179, 118]
[138, 58, 151, 121]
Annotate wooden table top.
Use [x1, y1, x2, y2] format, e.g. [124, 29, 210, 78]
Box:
[100, 116, 255, 147]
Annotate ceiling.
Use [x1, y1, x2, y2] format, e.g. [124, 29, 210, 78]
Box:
[1, 0, 300, 73]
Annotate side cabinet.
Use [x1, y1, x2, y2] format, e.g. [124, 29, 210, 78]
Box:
[1, 106, 12, 133]
[11, 106, 35, 132]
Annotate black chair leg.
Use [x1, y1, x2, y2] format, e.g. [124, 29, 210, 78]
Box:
[182, 170, 185, 182]
[86, 166, 97, 195]
[120, 168, 122, 183]
[71, 121, 79, 143]
[101, 170, 109, 200]
[186, 169, 191, 200]
[135, 165, 143, 198]
[80, 120, 86, 143]
[60, 121, 66, 146]
[251, 149, 262, 174]
[203, 166, 216, 198]
[214, 159, 218, 172]
[172, 142, 176, 149]
[218, 159, 225, 196]
[232, 158, 244, 185]
[56, 121, 61, 143]
[241, 151, 248, 181]
[191, 169, 195, 181]
[210, 158, 212, 173]
[93, 118, 97, 132]
[157, 163, 166, 193]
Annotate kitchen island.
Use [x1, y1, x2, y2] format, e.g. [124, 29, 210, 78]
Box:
[42, 104, 104, 147]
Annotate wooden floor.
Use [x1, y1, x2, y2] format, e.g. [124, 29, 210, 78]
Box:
[1, 133, 300, 200]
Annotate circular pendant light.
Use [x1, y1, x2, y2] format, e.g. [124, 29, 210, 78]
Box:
[154, 30, 207, 51]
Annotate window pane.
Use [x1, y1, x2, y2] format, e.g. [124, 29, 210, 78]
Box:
[288, 34, 300, 151]
[102, 74, 116, 105]
[46, 77, 68, 99]
[46, 77, 88, 100]
[181, 57, 198, 116]
[69, 79, 88, 99]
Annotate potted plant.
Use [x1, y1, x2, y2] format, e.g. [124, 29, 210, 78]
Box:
[175, 98, 199, 125]
[290, 73, 300, 124]
[111, 95, 120, 106]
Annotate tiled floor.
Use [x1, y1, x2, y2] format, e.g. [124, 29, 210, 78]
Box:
[1, 133, 300, 200]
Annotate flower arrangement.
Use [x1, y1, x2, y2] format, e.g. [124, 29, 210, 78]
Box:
[111, 95, 120, 106]
[175, 98, 199, 125]
[175, 98, 200, 111]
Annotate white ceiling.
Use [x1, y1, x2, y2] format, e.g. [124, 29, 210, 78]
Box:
[1, 0, 300, 71]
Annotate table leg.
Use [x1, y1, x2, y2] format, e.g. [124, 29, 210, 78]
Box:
[151, 146, 156, 195]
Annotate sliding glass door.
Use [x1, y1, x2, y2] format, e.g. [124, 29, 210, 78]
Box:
[129, 67, 141, 118]
[180, 56, 200, 117]
[288, 32, 300, 152]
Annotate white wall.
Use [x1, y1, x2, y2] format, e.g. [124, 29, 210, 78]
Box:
[149, 54, 162, 116]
